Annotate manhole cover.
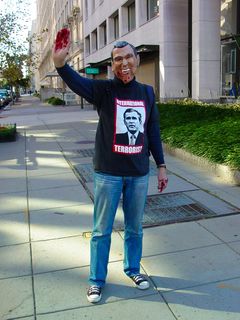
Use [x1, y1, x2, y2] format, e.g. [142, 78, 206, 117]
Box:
[143, 193, 216, 226]
[113, 193, 216, 230]
[74, 163, 94, 182]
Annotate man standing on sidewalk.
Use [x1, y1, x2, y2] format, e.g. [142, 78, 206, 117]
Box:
[52, 29, 168, 303]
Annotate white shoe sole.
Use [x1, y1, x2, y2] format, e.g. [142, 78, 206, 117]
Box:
[136, 281, 150, 290]
[87, 294, 102, 303]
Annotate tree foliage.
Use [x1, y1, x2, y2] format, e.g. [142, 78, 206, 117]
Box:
[1, 54, 24, 86]
[27, 28, 49, 72]
[0, 0, 31, 89]
[0, 11, 20, 67]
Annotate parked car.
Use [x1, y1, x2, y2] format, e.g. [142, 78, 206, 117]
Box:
[0, 89, 12, 108]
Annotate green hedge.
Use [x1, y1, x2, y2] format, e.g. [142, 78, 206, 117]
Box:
[45, 96, 65, 105]
[157, 100, 240, 169]
[0, 124, 17, 142]
[33, 92, 40, 99]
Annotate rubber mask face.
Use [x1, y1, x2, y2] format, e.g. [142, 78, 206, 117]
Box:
[111, 45, 139, 84]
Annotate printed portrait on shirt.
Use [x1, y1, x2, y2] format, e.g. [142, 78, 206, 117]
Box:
[113, 98, 146, 155]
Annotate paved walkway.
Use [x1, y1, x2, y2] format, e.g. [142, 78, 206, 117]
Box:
[0, 96, 240, 320]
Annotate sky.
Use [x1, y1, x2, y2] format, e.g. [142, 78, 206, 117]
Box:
[27, 0, 37, 29]
[0, 0, 37, 47]
[0, 0, 36, 21]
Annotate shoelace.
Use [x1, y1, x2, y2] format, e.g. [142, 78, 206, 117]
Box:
[131, 275, 146, 284]
[88, 286, 101, 295]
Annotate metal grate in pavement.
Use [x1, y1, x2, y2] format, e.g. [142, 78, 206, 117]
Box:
[113, 192, 216, 230]
[75, 140, 95, 145]
[74, 163, 94, 183]
[65, 153, 216, 228]
[142, 193, 216, 227]
[71, 148, 95, 158]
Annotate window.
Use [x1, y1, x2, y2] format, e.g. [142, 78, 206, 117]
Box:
[92, 0, 95, 13]
[108, 11, 119, 42]
[68, 1, 72, 15]
[85, 35, 90, 55]
[221, 41, 238, 95]
[230, 48, 236, 73]
[91, 29, 98, 52]
[103, 23, 107, 46]
[114, 14, 119, 39]
[99, 21, 107, 48]
[128, 2, 135, 32]
[147, 0, 159, 20]
[225, 48, 236, 74]
[65, 3, 68, 22]
[85, 0, 88, 19]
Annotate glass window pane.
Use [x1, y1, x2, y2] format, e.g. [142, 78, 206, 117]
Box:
[128, 2, 136, 31]
[114, 15, 119, 39]
[147, 0, 159, 20]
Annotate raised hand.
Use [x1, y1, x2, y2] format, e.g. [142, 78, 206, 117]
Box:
[52, 28, 71, 68]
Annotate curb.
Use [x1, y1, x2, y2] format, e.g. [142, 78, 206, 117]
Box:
[163, 143, 240, 185]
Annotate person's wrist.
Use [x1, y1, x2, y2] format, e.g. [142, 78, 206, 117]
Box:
[157, 164, 166, 169]
[54, 61, 65, 68]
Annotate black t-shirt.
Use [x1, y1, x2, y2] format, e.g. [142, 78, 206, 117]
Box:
[57, 64, 165, 176]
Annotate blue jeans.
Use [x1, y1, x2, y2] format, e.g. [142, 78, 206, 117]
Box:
[89, 172, 149, 287]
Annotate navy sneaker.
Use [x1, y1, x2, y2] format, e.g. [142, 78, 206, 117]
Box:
[130, 274, 150, 290]
[87, 285, 102, 303]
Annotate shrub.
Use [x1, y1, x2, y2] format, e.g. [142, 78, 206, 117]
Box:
[33, 92, 40, 98]
[157, 101, 240, 169]
[46, 96, 65, 105]
[45, 96, 55, 103]
[0, 123, 17, 142]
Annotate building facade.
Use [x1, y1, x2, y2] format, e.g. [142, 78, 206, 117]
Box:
[28, 19, 39, 93]
[32, 0, 240, 102]
[33, 0, 83, 102]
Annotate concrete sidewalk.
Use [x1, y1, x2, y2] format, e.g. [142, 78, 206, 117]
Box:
[0, 96, 240, 320]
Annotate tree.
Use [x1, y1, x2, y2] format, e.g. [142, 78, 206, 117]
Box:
[2, 55, 23, 81]
[18, 76, 30, 90]
[1, 54, 26, 102]
[0, 0, 32, 97]
[0, 0, 31, 63]
[27, 28, 49, 73]
[0, 11, 20, 67]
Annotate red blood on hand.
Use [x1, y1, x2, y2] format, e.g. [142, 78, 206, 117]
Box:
[159, 181, 164, 192]
[55, 28, 70, 51]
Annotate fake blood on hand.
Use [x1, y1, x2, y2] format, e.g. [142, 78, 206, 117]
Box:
[55, 28, 70, 51]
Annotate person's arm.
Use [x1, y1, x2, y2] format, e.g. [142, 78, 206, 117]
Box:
[52, 29, 95, 104]
[56, 64, 94, 104]
[147, 93, 168, 193]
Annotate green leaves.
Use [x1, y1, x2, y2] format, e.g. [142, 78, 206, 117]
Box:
[0, 124, 17, 142]
[1, 54, 24, 86]
[158, 102, 240, 169]
[0, 0, 31, 67]
[46, 97, 65, 105]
